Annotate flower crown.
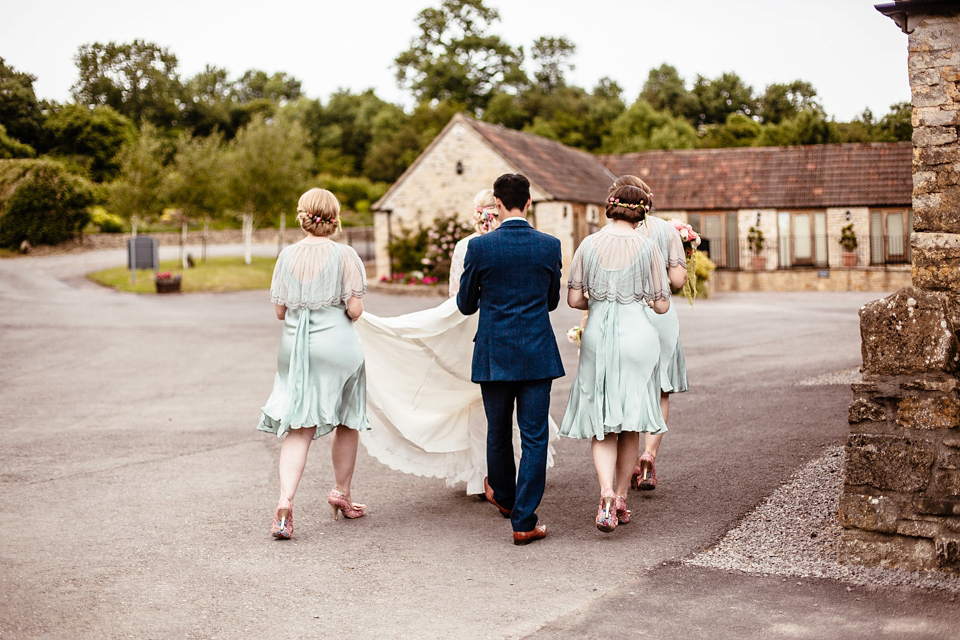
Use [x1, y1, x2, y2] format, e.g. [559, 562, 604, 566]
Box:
[607, 197, 649, 212]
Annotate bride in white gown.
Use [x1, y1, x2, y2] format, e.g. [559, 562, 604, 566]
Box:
[355, 189, 558, 495]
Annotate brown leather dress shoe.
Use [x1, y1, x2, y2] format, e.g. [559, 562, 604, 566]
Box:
[513, 524, 547, 546]
[484, 477, 511, 518]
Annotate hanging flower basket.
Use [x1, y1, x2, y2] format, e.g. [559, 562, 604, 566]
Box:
[155, 272, 182, 294]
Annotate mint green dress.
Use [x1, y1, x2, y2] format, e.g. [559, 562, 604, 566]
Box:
[258, 240, 369, 439]
[640, 217, 689, 394]
[560, 227, 669, 440]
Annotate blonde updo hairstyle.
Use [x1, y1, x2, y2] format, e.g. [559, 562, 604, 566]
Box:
[297, 188, 341, 237]
[472, 188, 497, 233]
[605, 183, 651, 224]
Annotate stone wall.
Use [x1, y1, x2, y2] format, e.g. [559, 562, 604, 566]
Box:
[712, 266, 911, 293]
[839, 10, 960, 572]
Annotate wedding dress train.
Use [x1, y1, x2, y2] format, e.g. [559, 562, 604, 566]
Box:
[355, 296, 557, 495]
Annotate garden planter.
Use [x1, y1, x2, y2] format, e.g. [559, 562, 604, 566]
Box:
[842, 252, 858, 267]
[751, 255, 766, 270]
[155, 278, 181, 293]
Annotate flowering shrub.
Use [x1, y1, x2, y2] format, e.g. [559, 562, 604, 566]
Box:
[379, 272, 440, 286]
[424, 215, 473, 281]
[155, 271, 181, 283]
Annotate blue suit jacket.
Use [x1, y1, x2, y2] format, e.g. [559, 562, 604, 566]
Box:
[456, 219, 565, 383]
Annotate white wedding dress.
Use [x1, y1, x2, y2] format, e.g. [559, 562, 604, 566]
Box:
[355, 234, 557, 495]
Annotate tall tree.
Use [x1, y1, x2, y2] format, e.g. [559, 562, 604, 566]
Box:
[602, 100, 698, 153]
[363, 99, 462, 183]
[109, 122, 168, 230]
[304, 89, 407, 177]
[700, 113, 763, 148]
[531, 36, 576, 92]
[875, 101, 912, 141]
[757, 108, 837, 146]
[71, 41, 183, 129]
[109, 122, 168, 281]
[0, 57, 45, 150]
[691, 72, 757, 126]
[757, 80, 821, 124]
[228, 113, 311, 263]
[181, 65, 236, 137]
[167, 132, 230, 262]
[640, 64, 699, 123]
[234, 70, 303, 104]
[394, 0, 526, 113]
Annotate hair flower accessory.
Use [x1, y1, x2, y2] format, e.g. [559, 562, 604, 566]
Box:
[473, 205, 498, 233]
[607, 197, 648, 212]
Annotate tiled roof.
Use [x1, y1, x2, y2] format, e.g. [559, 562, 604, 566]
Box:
[464, 117, 616, 204]
[599, 142, 913, 210]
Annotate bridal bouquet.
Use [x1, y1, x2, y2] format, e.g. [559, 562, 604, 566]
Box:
[566, 325, 583, 346]
[668, 219, 702, 308]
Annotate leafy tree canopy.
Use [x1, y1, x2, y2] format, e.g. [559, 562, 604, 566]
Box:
[42, 104, 135, 182]
[602, 100, 698, 153]
[394, 0, 526, 113]
[757, 80, 821, 124]
[640, 64, 699, 123]
[234, 70, 303, 104]
[0, 57, 45, 148]
[691, 71, 757, 126]
[72, 40, 183, 130]
[531, 36, 576, 92]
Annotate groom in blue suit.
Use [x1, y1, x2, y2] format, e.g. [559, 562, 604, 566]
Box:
[457, 173, 564, 545]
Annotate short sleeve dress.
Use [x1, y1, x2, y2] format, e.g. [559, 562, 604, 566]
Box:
[639, 216, 689, 394]
[257, 239, 369, 439]
[559, 227, 670, 440]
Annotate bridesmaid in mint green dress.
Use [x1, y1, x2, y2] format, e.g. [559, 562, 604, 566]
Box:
[258, 188, 369, 540]
[608, 176, 689, 493]
[560, 183, 670, 534]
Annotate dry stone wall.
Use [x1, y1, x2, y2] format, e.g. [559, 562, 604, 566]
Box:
[839, 10, 960, 572]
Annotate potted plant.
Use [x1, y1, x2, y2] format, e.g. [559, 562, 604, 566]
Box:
[747, 225, 766, 270]
[155, 271, 182, 293]
[839, 223, 858, 267]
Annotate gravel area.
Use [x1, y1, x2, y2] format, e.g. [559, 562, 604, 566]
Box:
[797, 367, 863, 386]
[685, 446, 960, 594]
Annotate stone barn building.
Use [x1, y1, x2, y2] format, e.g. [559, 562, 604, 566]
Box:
[373, 114, 912, 291]
[372, 113, 614, 279]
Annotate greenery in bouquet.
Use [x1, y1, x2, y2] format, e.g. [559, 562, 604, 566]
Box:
[423, 214, 473, 281]
[668, 219, 704, 307]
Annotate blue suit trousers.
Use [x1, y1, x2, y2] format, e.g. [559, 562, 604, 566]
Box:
[480, 379, 552, 533]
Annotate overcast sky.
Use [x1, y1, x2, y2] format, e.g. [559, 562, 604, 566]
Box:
[1, 0, 911, 122]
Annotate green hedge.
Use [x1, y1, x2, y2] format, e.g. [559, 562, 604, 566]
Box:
[0, 159, 95, 248]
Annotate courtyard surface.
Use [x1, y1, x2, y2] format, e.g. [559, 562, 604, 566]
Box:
[1, 245, 957, 639]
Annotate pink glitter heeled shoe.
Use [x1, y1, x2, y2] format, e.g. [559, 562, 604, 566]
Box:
[271, 497, 293, 539]
[327, 489, 366, 520]
[596, 490, 618, 533]
[615, 495, 630, 525]
[633, 451, 657, 491]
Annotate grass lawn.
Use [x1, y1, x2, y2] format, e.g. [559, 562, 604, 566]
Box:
[87, 256, 276, 293]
